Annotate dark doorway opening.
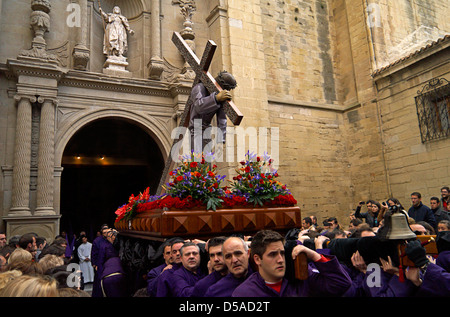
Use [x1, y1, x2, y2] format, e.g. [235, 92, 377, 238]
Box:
[60, 118, 164, 241]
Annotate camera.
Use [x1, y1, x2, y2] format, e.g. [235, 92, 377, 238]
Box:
[388, 204, 400, 212]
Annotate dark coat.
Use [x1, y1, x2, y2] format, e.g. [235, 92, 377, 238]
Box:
[408, 202, 437, 228]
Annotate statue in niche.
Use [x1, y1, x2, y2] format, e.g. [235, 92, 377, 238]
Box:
[100, 6, 134, 58]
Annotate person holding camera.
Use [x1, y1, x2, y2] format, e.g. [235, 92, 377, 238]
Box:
[354, 200, 384, 228]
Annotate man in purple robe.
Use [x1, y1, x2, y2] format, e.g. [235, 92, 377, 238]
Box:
[146, 242, 172, 296]
[155, 240, 185, 297]
[90, 224, 109, 297]
[232, 230, 352, 297]
[100, 229, 128, 297]
[171, 242, 206, 297]
[204, 236, 253, 297]
[191, 236, 228, 297]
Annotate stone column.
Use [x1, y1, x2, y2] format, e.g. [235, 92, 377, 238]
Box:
[73, 0, 90, 70]
[10, 95, 35, 216]
[148, 0, 164, 80]
[35, 98, 56, 215]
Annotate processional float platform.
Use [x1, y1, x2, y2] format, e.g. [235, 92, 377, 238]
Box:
[115, 206, 301, 241]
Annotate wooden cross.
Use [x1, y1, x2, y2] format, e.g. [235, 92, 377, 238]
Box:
[156, 32, 244, 194]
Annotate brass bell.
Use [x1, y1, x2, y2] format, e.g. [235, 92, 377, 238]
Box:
[386, 211, 417, 240]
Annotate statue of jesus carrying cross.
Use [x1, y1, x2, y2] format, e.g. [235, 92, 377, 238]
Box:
[156, 32, 244, 194]
[189, 70, 237, 152]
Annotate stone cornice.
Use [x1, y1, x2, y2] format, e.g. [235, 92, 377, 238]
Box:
[6, 58, 65, 81]
[1, 62, 194, 99]
[59, 70, 177, 97]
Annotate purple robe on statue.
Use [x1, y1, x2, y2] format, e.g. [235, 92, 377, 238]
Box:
[204, 267, 253, 297]
[191, 270, 225, 297]
[171, 265, 206, 297]
[232, 256, 352, 297]
[146, 263, 167, 296]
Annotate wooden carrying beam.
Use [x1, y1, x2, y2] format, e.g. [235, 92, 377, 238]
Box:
[399, 235, 437, 267]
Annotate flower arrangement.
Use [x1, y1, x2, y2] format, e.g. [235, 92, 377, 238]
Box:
[228, 151, 292, 207]
[164, 152, 226, 211]
[114, 151, 297, 223]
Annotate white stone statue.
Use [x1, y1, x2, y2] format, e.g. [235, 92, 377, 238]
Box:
[100, 6, 134, 58]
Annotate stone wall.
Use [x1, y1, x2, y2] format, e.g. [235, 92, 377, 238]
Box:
[373, 40, 450, 207]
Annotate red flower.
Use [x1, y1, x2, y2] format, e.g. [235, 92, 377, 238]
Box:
[259, 179, 264, 184]
[213, 183, 218, 188]
[190, 162, 198, 168]
[176, 176, 183, 182]
[260, 173, 265, 178]
[257, 156, 260, 162]
[245, 166, 250, 173]
[240, 161, 246, 165]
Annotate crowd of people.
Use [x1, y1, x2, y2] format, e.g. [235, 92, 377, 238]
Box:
[0, 188, 449, 298]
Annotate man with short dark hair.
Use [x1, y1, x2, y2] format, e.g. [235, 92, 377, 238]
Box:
[0, 232, 6, 248]
[90, 224, 110, 297]
[430, 196, 450, 225]
[146, 241, 172, 296]
[191, 236, 228, 297]
[155, 239, 185, 297]
[232, 230, 352, 297]
[408, 192, 436, 229]
[301, 217, 312, 231]
[171, 242, 206, 297]
[18, 233, 37, 254]
[35, 236, 47, 261]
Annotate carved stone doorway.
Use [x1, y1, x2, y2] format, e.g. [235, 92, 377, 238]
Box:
[60, 118, 164, 240]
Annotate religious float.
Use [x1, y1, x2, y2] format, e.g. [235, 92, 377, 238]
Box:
[114, 152, 301, 240]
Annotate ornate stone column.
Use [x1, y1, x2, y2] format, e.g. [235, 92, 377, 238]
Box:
[18, 0, 57, 64]
[148, 0, 164, 80]
[10, 95, 35, 216]
[72, 0, 90, 70]
[35, 98, 56, 215]
[177, 0, 196, 81]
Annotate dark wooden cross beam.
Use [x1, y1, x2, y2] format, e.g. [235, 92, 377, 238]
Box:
[156, 32, 244, 194]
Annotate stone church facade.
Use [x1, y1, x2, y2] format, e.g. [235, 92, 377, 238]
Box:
[0, 0, 449, 240]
